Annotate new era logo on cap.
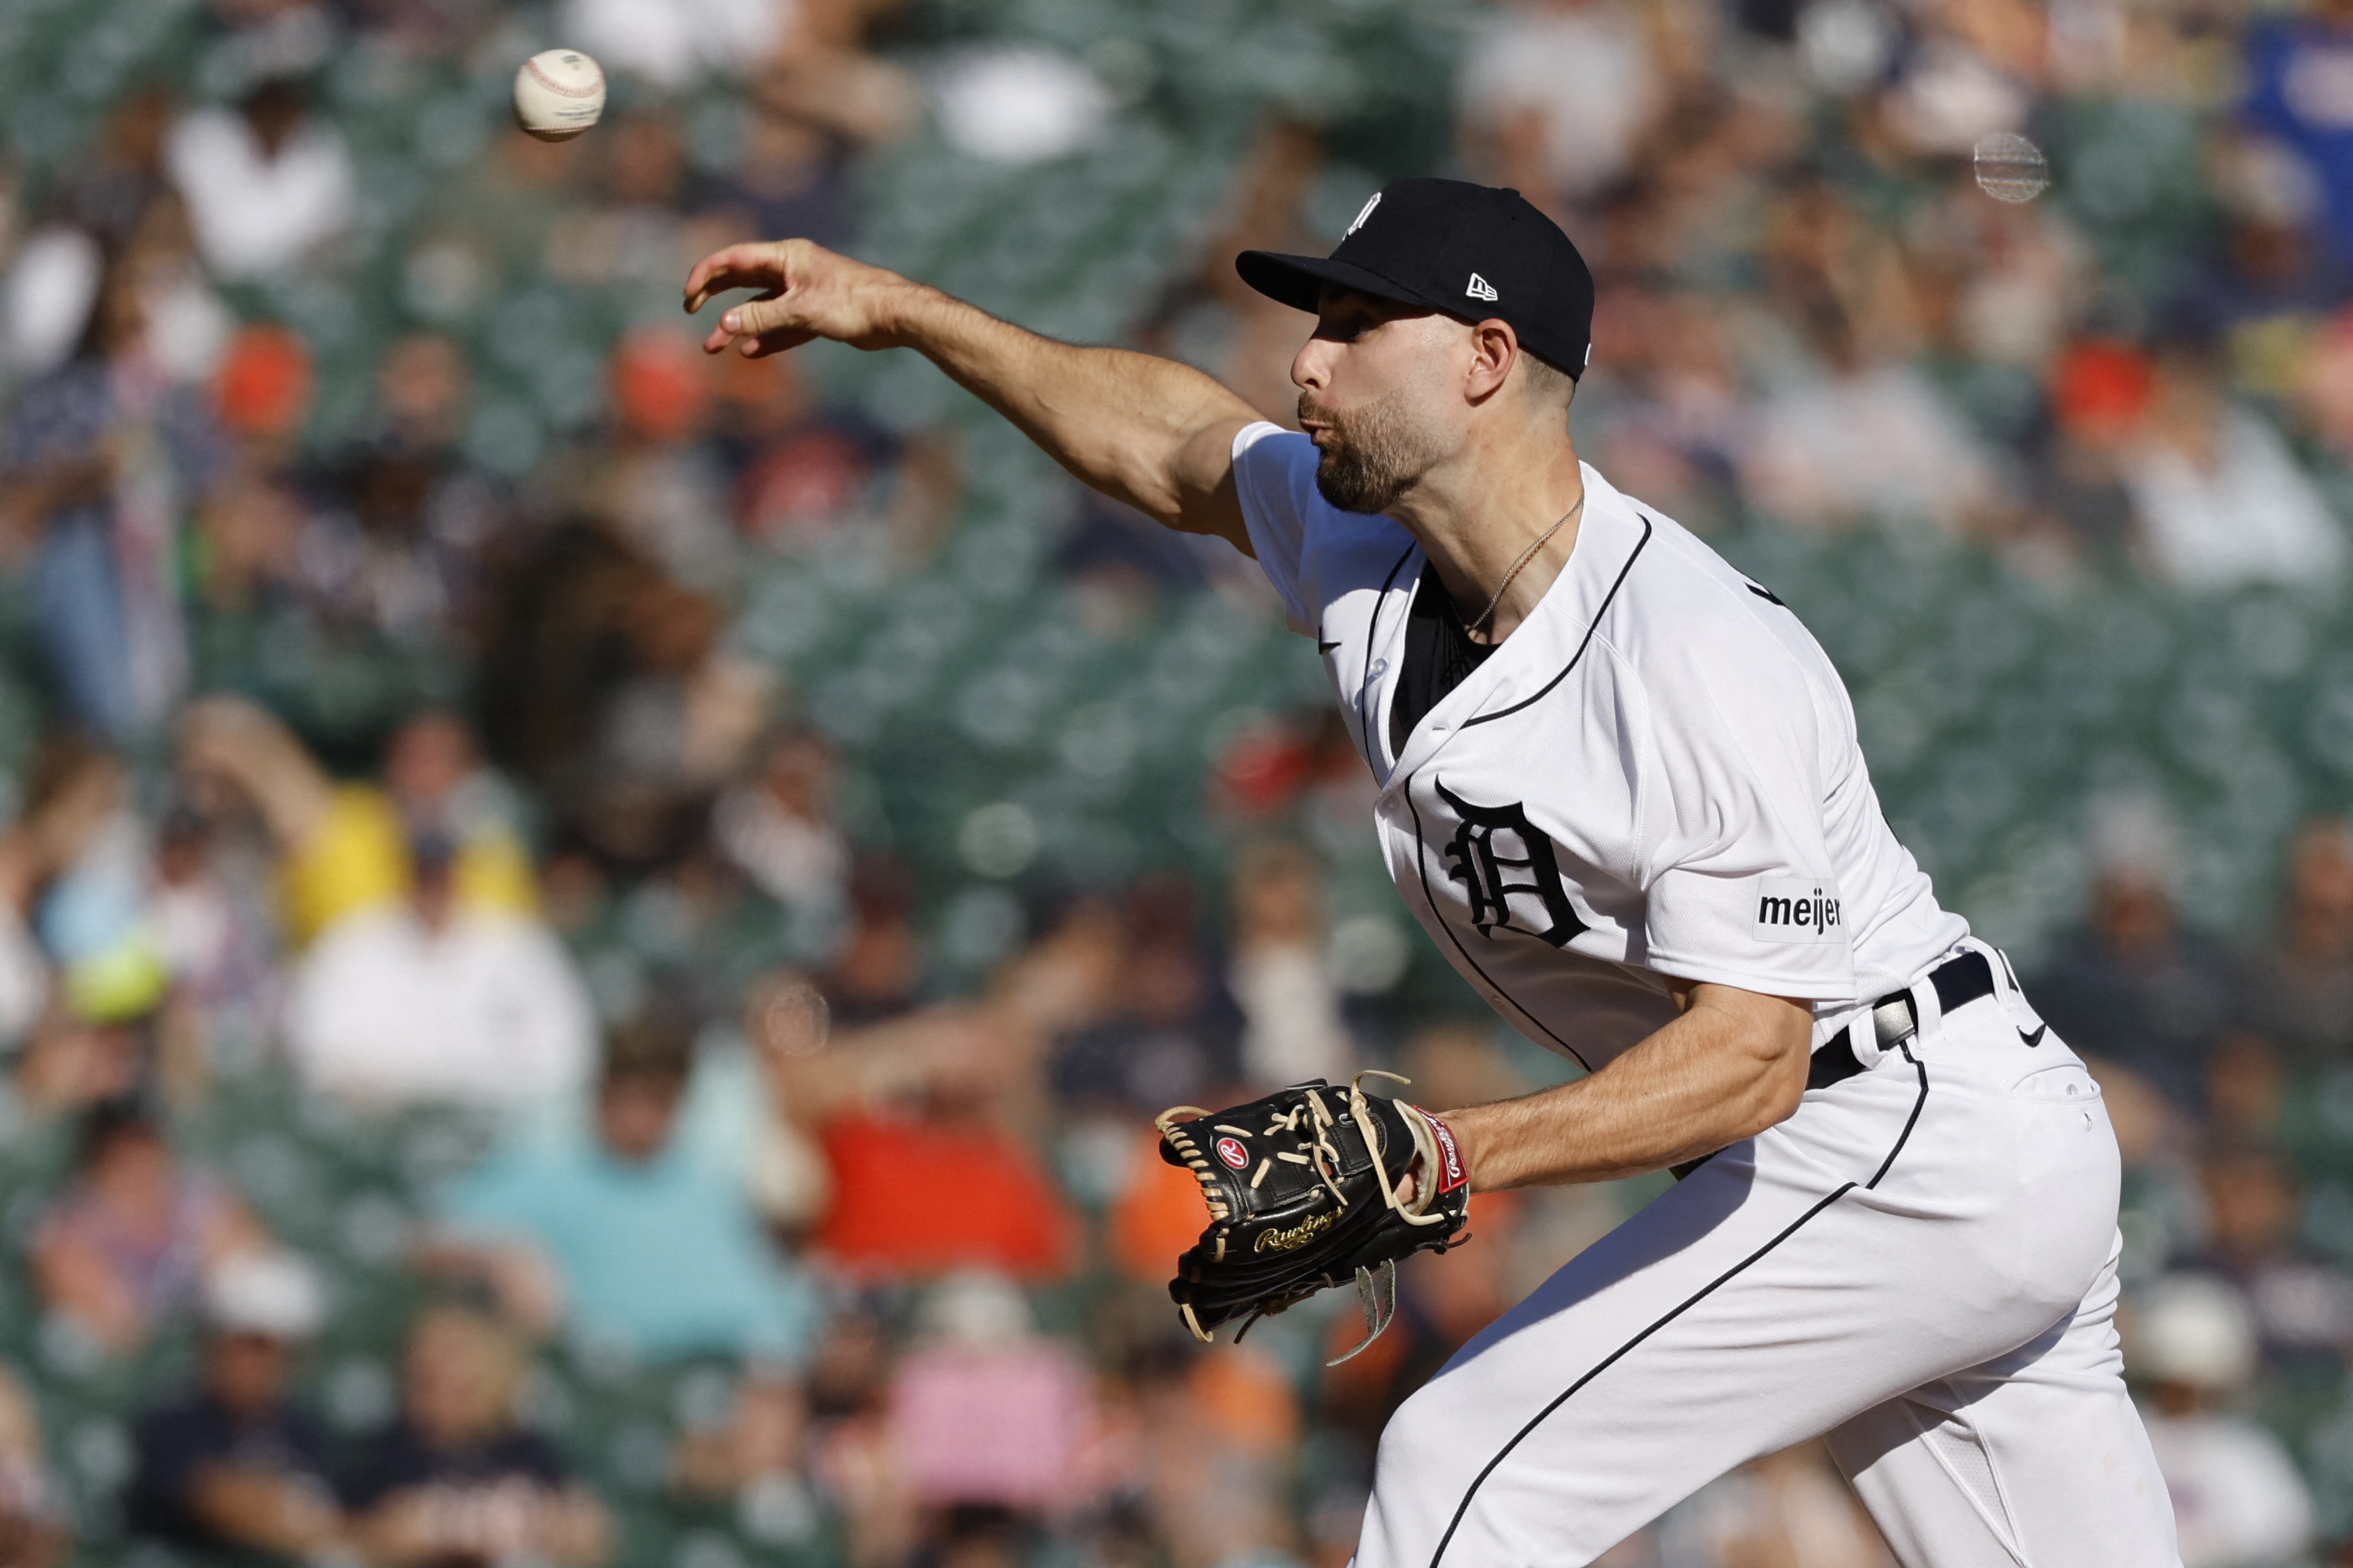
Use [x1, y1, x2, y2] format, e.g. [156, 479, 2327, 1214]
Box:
[1466, 273, 1499, 302]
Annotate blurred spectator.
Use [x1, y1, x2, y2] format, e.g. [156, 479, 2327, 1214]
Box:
[670, 1367, 821, 1548]
[2242, 0, 2353, 269]
[177, 698, 589, 1109]
[2130, 1272, 2317, 1567]
[127, 1250, 344, 1560]
[2, 251, 218, 738]
[1052, 874, 1244, 1112]
[0, 734, 140, 1056]
[930, 47, 1113, 166]
[0, 1367, 68, 1568]
[887, 1273, 1092, 1512]
[1116, 1329, 1304, 1568]
[56, 88, 175, 251]
[211, 322, 312, 449]
[343, 1304, 613, 1568]
[2204, 1033, 2287, 1149]
[1455, 0, 1663, 210]
[1227, 840, 1351, 1091]
[802, 1013, 1078, 1279]
[31, 1098, 270, 1355]
[431, 1008, 820, 1360]
[2186, 1146, 2353, 1374]
[2178, 138, 2347, 400]
[475, 518, 761, 870]
[2121, 335, 2347, 590]
[563, 0, 794, 90]
[713, 725, 850, 930]
[2024, 338, 2150, 565]
[164, 77, 353, 280]
[823, 855, 926, 1027]
[1657, 1442, 1891, 1567]
[180, 699, 535, 948]
[279, 823, 592, 1108]
[2029, 801, 2243, 1110]
[1738, 306, 1995, 535]
[2243, 817, 2353, 1070]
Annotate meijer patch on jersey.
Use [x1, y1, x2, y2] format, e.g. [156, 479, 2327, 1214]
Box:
[1752, 877, 1845, 943]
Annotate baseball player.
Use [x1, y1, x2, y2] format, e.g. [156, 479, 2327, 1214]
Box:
[685, 179, 2180, 1565]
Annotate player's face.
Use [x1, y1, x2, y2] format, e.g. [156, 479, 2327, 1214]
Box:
[1296, 288, 1458, 516]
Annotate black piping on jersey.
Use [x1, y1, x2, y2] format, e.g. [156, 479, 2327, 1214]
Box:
[1356, 544, 1419, 767]
[1460, 514, 1653, 729]
[1402, 779, 1594, 1073]
[1426, 1043, 1931, 1568]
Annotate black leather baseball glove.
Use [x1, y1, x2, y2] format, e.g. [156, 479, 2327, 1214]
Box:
[1155, 1072, 1472, 1364]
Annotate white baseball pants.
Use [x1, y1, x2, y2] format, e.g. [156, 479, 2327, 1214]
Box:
[1356, 945, 2181, 1568]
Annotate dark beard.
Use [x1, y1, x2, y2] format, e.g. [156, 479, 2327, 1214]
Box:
[1305, 387, 1439, 515]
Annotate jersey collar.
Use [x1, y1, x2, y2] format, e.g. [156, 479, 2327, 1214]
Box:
[1381, 463, 1653, 788]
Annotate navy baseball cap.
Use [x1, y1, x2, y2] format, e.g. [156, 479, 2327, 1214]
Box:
[1236, 178, 1596, 378]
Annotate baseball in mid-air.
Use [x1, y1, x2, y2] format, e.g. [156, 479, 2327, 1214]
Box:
[512, 49, 605, 142]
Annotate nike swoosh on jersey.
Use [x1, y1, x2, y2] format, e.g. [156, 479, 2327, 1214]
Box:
[2019, 1024, 2047, 1046]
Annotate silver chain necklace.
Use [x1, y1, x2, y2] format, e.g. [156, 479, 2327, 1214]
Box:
[1466, 493, 1584, 636]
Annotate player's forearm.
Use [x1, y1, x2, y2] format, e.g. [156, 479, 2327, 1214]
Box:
[891, 288, 1253, 525]
[1444, 990, 1813, 1186]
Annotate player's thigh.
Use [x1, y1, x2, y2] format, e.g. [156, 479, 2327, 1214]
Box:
[1356, 1051, 2121, 1568]
[1827, 1239, 2181, 1568]
[1359, 1168, 1999, 1560]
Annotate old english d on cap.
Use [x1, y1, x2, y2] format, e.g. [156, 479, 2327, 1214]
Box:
[1235, 178, 1596, 378]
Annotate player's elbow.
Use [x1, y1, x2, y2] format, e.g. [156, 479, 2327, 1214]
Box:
[1743, 1036, 1812, 1136]
[1717, 996, 1816, 1140]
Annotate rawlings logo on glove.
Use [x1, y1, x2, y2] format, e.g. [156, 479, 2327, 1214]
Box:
[1155, 1071, 1472, 1365]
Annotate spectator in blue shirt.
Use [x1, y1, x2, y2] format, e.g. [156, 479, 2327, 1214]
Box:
[429, 1010, 819, 1364]
[2243, 0, 2353, 267]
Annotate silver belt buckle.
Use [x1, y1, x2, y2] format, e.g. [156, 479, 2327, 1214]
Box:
[1871, 994, 1918, 1050]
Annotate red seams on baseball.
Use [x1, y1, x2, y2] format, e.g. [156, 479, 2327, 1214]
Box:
[525, 57, 600, 97]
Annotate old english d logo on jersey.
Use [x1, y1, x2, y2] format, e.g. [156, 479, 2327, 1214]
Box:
[1436, 779, 1589, 947]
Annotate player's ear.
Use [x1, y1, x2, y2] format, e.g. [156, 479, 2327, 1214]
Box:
[1466, 320, 1518, 403]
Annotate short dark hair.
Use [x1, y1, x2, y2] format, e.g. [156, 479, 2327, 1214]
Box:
[601, 1013, 695, 1089]
[1516, 349, 1577, 410]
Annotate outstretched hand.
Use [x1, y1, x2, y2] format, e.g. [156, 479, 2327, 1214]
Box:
[683, 238, 927, 357]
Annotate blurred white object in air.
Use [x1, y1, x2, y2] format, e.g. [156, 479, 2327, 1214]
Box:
[1973, 132, 2051, 204]
[932, 47, 1111, 165]
[1, 226, 100, 375]
[564, 0, 788, 89]
[512, 50, 607, 142]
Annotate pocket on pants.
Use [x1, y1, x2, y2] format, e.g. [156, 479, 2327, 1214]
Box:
[2010, 1060, 2102, 1103]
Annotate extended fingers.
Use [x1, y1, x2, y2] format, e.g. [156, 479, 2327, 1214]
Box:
[683, 244, 780, 311]
[682, 239, 806, 312]
[723, 291, 809, 340]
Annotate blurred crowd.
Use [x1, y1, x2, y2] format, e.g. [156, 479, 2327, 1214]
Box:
[5, 0, 2353, 1562]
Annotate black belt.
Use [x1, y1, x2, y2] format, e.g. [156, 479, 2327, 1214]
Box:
[1805, 950, 1998, 1091]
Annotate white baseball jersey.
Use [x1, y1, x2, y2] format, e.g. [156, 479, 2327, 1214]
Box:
[1231, 421, 1968, 1068]
[1227, 422, 2180, 1567]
